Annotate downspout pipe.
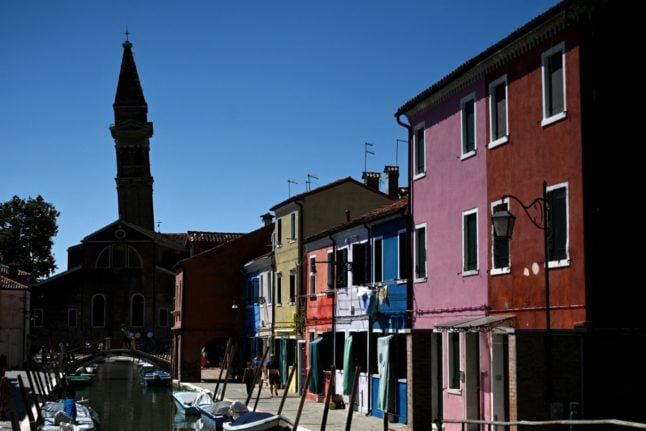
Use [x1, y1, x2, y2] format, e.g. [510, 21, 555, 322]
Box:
[327, 233, 337, 369]
[362, 222, 373, 416]
[295, 200, 304, 392]
[396, 111, 413, 423]
[395, 112, 413, 329]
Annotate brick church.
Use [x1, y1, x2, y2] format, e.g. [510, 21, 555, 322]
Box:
[31, 39, 213, 352]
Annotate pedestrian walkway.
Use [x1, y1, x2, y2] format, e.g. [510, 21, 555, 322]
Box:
[1, 368, 409, 431]
[183, 368, 408, 431]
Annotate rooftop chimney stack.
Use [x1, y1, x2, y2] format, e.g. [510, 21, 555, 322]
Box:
[362, 171, 381, 192]
[260, 213, 274, 226]
[384, 166, 400, 198]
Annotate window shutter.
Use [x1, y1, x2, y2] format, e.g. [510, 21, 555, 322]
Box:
[327, 252, 334, 290]
[492, 204, 510, 268]
[495, 84, 506, 138]
[464, 100, 475, 153]
[374, 239, 383, 283]
[548, 187, 567, 261]
[549, 53, 564, 116]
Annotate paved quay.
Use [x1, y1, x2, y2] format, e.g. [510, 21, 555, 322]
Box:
[1, 367, 409, 431]
[184, 374, 408, 431]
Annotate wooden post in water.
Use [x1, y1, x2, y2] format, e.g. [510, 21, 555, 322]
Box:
[320, 366, 336, 431]
[246, 346, 270, 406]
[212, 338, 232, 401]
[344, 366, 361, 431]
[219, 340, 236, 401]
[277, 362, 296, 415]
[25, 370, 43, 423]
[17, 375, 38, 431]
[24, 366, 42, 407]
[32, 367, 47, 402]
[292, 368, 311, 431]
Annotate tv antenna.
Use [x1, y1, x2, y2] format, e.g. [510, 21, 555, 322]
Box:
[156, 221, 162, 232]
[288, 179, 298, 197]
[306, 174, 319, 191]
[364, 142, 375, 172]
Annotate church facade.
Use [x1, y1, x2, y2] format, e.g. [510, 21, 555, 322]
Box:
[31, 40, 189, 352]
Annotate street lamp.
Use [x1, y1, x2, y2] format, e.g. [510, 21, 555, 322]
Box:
[492, 181, 551, 332]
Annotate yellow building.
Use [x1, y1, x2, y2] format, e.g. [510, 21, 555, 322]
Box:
[270, 176, 393, 392]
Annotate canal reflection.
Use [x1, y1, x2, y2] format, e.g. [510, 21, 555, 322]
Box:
[75, 357, 204, 430]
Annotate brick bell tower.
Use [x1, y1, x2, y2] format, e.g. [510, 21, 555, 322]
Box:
[109, 38, 155, 231]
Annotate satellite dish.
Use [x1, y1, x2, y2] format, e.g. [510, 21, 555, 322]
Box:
[147, 331, 153, 338]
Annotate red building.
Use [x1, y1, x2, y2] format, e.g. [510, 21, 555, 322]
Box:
[172, 224, 273, 382]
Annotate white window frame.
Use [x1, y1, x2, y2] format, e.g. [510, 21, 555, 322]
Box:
[541, 42, 567, 127]
[309, 255, 317, 296]
[490, 199, 511, 275]
[326, 250, 334, 292]
[289, 212, 296, 242]
[32, 308, 43, 328]
[396, 229, 407, 282]
[276, 273, 283, 306]
[448, 332, 461, 392]
[91, 294, 106, 328]
[266, 272, 273, 304]
[547, 181, 570, 268]
[373, 236, 383, 283]
[488, 75, 509, 149]
[413, 122, 426, 180]
[130, 293, 145, 327]
[462, 208, 479, 276]
[158, 308, 169, 327]
[289, 270, 297, 304]
[460, 92, 477, 159]
[68, 308, 79, 328]
[414, 223, 427, 282]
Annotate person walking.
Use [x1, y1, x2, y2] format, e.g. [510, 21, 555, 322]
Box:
[242, 361, 256, 396]
[265, 354, 280, 397]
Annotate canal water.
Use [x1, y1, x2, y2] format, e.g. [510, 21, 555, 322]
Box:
[74, 358, 204, 430]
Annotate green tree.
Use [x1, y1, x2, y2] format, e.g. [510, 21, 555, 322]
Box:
[0, 195, 59, 281]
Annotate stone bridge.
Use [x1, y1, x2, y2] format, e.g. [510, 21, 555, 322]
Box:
[64, 348, 171, 373]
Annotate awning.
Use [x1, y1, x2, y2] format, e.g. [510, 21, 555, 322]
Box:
[434, 315, 515, 332]
[309, 337, 323, 394]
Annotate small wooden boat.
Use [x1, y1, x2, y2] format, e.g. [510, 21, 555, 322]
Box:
[172, 390, 202, 415]
[223, 411, 293, 431]
[66, 374, 93, 386]
[197, 399, 233, 430]
[84, 363, 98, 374]
[142, 368, 171, 386]
[39, 400, 100, 430]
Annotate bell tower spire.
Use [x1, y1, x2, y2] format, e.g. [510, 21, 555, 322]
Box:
[109, 38, 155, 231]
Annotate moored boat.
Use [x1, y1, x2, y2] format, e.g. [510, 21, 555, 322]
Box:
[39, 400, 99, 431]
[222, 411, 293, 431]
[66, 374, 93, 386]
[172, 390, 202, 415]
[142, 368, 171, 386]
[196, 399, 233, 431]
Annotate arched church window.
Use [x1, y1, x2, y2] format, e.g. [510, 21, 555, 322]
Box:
[128, 246, 143, 268]
[112, 243, 126, 267]
[96, 246, 111, 268]
[131, 294, 145, 327]
[91, 294, 106, 328]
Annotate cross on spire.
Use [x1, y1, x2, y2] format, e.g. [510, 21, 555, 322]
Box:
[124, 26, 130, 42]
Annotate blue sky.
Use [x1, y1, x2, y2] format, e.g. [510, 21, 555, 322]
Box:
[1, 0, 558, 275]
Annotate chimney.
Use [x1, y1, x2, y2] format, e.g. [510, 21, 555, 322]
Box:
[362, 171, 381, 192]
[384, 166, 400, 198]
[260, 213, 274, 226]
